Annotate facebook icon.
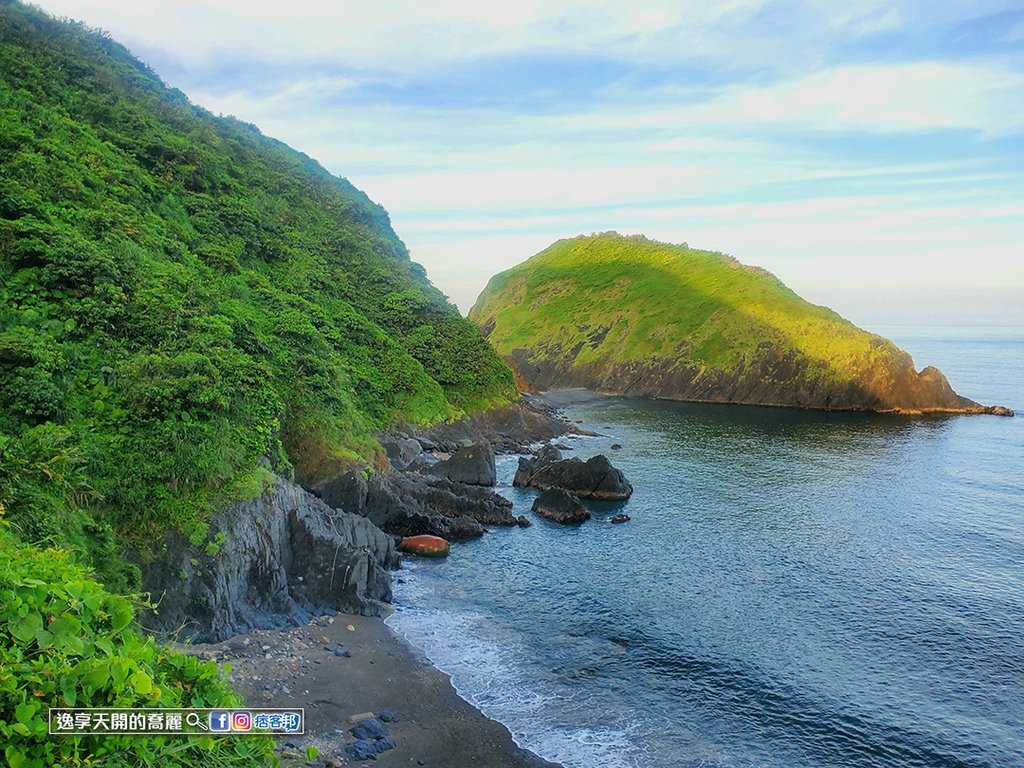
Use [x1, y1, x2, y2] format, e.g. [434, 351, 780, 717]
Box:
[208, 710, 231, 732]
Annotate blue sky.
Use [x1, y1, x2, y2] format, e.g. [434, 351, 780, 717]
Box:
[32, 0, 1024, 326]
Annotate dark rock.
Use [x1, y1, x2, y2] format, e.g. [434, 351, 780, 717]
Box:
[415, 436, 439, 451]
[610, 514, 630, 524]
[516, 515, 531, 527]
[427, 442, 496, 486]
[378, 710, 395, 723]
[378, 436, 423, 470]
[375, 736, 396, 753]
[405, 453, 439, 473]
[515, 451, 633, 500]
[610, 443, 622, 450]
[136, 478, 396, 643]
[532, 489, 590, 524]
[350, 717, 389, 742]
[345, 739, 376, 760]
[409, 400, 574, 455]
[316, 468, 521, 540]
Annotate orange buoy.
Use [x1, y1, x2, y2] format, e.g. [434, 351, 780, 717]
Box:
[399, 534, 451, 557]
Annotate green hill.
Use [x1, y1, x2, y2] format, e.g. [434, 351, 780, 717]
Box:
[0, 0, 515, 588]
[470, 233, 983, 414]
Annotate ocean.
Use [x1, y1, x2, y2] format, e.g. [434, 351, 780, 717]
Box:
[386, 325, 1024, 768]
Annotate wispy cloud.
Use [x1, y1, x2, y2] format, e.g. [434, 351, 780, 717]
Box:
[29, 0, 1024, 322]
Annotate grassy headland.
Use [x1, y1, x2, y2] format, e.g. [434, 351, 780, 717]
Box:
[470, 233, 981, 413]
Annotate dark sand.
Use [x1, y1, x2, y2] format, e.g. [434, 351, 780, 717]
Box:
[181, 613, 559, 768]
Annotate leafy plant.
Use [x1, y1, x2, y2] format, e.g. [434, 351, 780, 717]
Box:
[0, 0, 516, 585]
[0, 530, 277, 767]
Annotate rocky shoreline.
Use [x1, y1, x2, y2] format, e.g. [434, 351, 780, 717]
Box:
[144, 385, 1012, 765]
[147, 395, 599, 766]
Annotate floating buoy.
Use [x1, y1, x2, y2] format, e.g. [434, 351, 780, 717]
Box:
[610, 514, 631, 524]
[399, 534, 451, 557]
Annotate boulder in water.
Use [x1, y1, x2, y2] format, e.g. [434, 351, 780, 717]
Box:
[532, 488, 590, 524]
[515, 448, 633, 500]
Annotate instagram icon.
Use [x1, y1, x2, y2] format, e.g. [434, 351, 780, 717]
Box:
[231, 711, 252, 731]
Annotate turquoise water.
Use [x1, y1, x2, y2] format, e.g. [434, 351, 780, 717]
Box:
[387, 326, 1024, 768]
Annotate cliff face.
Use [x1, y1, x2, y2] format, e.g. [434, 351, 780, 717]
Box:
[470, 234, 990, 414]
[139, 477, 397, 643]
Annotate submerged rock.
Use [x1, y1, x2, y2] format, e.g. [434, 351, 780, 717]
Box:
[515, 448, 633, 500]
[427, 441, 497, 486]
[532, 488, 590, 524]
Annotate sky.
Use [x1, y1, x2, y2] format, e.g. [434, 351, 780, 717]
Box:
[30, 0, 1024, 326]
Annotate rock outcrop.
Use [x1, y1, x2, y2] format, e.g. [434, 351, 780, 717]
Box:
[427, 442, 497, 486]
[138, 477, 397, 643]
[531, 488, 590, 524]
[313, 468, 527, 540]
[389, 398, 576, 455]
[470, 233, 1013, 416]
[514, 447, 633, 499]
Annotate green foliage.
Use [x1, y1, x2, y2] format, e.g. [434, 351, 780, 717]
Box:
[0, 1, 516, 582]
[470, 232, 913, 393]
[0, 530, 276, 767]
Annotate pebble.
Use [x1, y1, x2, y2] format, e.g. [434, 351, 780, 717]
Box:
[378, 710, 395, 723]
[261, 644, 271, 651]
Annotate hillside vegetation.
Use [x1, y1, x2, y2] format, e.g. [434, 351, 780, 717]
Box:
[0, 0, 515, 589]
[470, 233, 979, 413]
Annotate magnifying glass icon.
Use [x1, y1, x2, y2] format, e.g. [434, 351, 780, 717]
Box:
[185, 712, 208, 731]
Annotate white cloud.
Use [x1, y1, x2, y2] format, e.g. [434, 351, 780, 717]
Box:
[697, 62, 1024, 137]
[26, 0, 1024, 324]
[30, 0, 1019, 75]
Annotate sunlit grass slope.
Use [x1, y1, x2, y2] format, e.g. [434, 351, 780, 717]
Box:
[470, 233, 976, 413]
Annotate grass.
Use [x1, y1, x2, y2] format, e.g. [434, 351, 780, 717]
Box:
[470, 232, 919, 395]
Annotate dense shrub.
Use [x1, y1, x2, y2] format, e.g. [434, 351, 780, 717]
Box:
[0, 0, 516, 584]
[0, 529, 276, 767]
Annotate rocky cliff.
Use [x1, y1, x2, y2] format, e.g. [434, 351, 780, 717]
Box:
[138, 478, 396, 642]
[470, 233, 1011, 415]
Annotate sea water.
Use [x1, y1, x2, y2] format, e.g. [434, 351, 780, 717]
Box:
[386, 326, 1024, 768]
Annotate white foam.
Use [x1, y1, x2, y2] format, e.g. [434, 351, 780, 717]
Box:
[387, 566, 646, 768]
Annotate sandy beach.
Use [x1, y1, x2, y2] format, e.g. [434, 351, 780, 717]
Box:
[180, 612, 560, 768]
